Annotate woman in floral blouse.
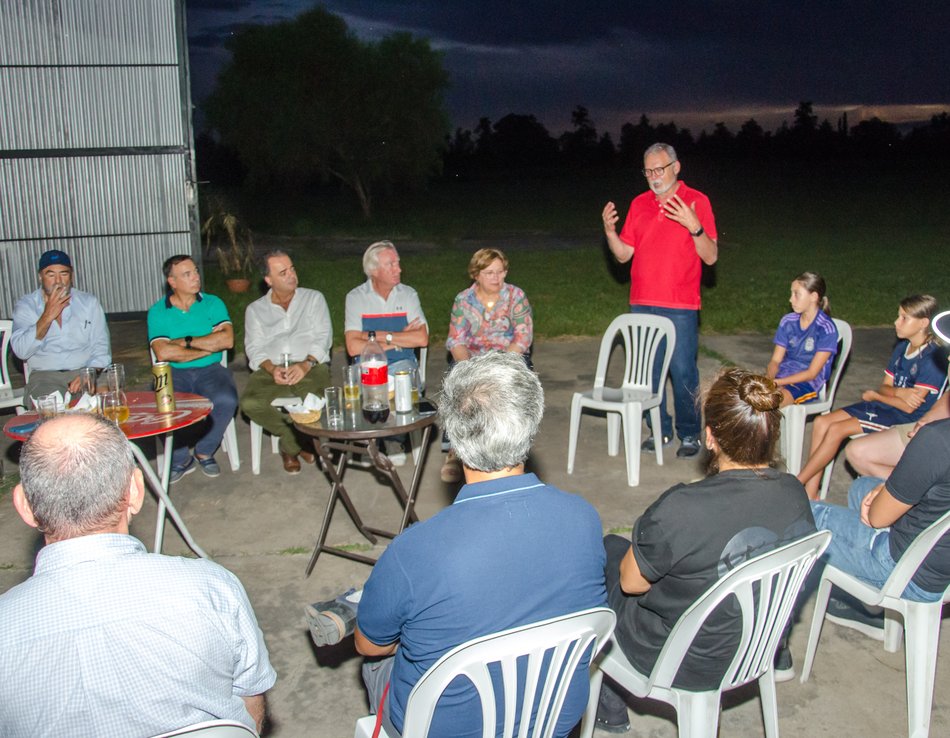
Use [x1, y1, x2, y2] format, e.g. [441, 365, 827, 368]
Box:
[442, 248, 533, 482]
[446, 248, 533, 361]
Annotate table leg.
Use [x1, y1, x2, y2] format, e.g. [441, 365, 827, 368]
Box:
[366, 427, 432, 534]
[306, 437, 380, 576]
[130, 439, 208, 559]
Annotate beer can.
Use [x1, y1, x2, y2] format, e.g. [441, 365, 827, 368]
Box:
[152, 361, 176, 412]
[394, 370, 413, 413]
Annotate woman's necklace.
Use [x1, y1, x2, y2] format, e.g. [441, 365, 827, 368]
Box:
[477, 287, 499, 319]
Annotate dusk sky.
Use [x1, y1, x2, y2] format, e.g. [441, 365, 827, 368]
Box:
[186, 1, 950, 138]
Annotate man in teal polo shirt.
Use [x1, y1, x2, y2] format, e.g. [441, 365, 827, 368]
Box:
[147, 255, 239, 483]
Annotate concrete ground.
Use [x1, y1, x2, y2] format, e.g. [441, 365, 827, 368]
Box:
[1, 321, 947, 737]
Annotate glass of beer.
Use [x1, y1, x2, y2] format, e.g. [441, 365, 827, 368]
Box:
[102, 390, 130, 425]
[342, 364, 361, 408]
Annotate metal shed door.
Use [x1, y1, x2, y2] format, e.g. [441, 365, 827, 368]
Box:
[0, 0, 199, 315]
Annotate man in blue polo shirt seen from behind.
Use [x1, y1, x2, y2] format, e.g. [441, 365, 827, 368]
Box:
[351, 352, 607, 737]
[147, 255, 239, 482]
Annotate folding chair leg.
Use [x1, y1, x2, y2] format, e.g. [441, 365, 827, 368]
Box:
[250, 421, 263, 475]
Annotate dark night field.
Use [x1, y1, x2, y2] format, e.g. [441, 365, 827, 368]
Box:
[204, 158, 950, 353]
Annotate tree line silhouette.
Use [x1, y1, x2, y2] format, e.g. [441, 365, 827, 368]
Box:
[443, 102, 950, 177]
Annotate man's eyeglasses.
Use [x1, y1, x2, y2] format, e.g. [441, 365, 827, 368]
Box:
[641, 161, 675, 178]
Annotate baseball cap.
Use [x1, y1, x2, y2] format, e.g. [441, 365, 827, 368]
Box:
[38, 250, 72, 271]
[932, 310, 950, 346]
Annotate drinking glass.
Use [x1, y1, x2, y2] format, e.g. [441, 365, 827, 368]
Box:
[78, 367, 98, 397]
[102, 390, 130, 424]
[324, 386, 343, 428]
[342, 364, 361, 408]
[410, 368, 421, 406]
[36, 394, 62, 419]
[102, 363, 125, 393]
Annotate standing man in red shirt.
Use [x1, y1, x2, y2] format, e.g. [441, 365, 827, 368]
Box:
[602, 143, 718, 458]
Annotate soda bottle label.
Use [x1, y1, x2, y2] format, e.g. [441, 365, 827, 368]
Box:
[361, 363, 388, 385]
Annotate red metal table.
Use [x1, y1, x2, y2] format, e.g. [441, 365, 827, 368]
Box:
[294, 402, 437, 575]
[4, 391, 213, 557]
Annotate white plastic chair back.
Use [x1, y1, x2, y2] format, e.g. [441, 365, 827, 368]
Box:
[801, 510, 950, 737]
[781, 317, 852, 476]
[567, 314, 675, 486]
[0, 319, 26, 413]
[152, 719, 258, 737]
[355, 607, 616, 738]
[581, 531, 831, 738]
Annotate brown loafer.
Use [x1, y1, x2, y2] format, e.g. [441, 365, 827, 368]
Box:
[299, 450, 316, 465]
[281, 451, 301, 474]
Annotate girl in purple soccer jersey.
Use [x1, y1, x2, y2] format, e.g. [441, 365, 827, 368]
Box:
[798, 294, 944, 499]
[766, 271, 839, 408]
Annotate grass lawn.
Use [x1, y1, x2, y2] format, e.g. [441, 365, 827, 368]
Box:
[205, 159, 950, 354]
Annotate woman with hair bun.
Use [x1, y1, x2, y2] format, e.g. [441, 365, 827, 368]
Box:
[595, 369, 816, 733]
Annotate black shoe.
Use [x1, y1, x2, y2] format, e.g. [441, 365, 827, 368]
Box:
[676, 435, 701, 458]
[773, 644, 795, 682]
[595, 684, 630, 734]
[641, 434, 673, 453]
[826, 595, 885, 641]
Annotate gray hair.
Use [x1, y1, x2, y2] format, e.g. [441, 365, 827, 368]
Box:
[260, 248, 290, 276]
[19, 414, 136, 539]
[439, 351, 544, 472]
[362, 240, 396, 278]
[644, 142, 678, 162]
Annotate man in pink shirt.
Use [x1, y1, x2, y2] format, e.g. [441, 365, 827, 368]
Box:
[602, 143, 718, 458]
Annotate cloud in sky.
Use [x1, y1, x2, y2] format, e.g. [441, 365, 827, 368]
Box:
[187, 1, 950, 135]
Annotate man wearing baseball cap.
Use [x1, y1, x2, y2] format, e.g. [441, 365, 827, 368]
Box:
[11, 249, 111, 399]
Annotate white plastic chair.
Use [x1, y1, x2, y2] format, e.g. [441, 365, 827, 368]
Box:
[579, 531, 832, 738]
[780, 317, 852, 476]
[249, 420, 281, 475]
[354, 607, 616, 738]
[801, 510, 950, 738]
[151, 349, 240, 472]
[567, 314, 675, 487]
[817, 370, 948, 500]
[151, 719, 258, 737]
[0, 319, 26, 414]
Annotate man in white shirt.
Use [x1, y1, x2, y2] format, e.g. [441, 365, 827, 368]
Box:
[240, 250, 333, 474]
[11, 249, 111, 399]
[344, 241, 428, 368]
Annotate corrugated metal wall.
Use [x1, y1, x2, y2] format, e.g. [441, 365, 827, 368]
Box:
[0, 0, 199, 315]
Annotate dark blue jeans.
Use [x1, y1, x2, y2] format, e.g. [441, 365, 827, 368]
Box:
[629, 305, 701, 440]
[170, 363, 238, 466]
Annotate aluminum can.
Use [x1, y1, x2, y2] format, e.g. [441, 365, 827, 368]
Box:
[394, 370, 413, 413]
[152, 361, 176, 412]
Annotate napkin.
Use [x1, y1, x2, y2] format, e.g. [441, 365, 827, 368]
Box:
[71, 393, 99, 412]
[285, 393, 326, 414]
